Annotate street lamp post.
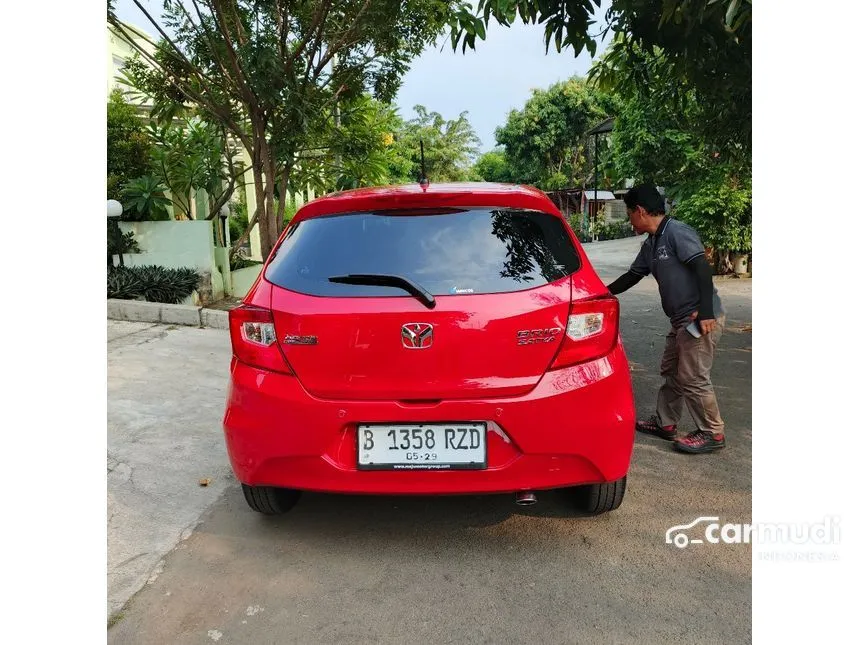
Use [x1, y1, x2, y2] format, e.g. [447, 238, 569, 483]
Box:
[107, 199, 124, 267]
[585, 117, 615, 243]
[219, 203, 230, 248]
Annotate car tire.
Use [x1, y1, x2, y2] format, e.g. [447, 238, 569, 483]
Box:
[569, 476, 626, 515]
[241, 484, 301, 515]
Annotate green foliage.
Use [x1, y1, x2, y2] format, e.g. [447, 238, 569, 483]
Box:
[592, 216, 636, 242]
[451, 1, 751, 157]
[229, 215, 247, 246]
[227, 193, 249, 242]
[107, 267, 144, 300]
[567, 211, 635, 243]
[120, 175, 172, 221]
[107, 90, 151, 201]
[280, 197, 300, 227]
[606, 63, 706, 188]
[389, 105, 481, 183]
[230, 253, 262, 272]
[110, 0, 458, 257]
[332, 96, 402, 190]
[471, 149, 514, 183]
[586, 35, 751, 257]
[671, 168, 752, 255]
[107, 266, 200, 304]
[494, 78, 618, 190]
[147, 118, 237, 220]
[291, 95, 406, 192]
[567, 217, 589, 243]
[107, 224, 141, 259]
[123, 231, 142, 253]
[451, 0, 599, 57]
[589, 1, 751, 156]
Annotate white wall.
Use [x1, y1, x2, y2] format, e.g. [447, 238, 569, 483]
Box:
[231, 265, 263, 298]
[604, 200, 628, 222]
[117, 220, 224, 302]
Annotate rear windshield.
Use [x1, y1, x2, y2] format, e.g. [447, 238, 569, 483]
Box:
[264, 208, 581, 297]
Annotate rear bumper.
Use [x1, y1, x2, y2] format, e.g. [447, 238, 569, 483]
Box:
[223, 344, 635, 495]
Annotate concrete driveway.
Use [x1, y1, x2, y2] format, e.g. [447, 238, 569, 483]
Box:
[107, 236, 752, 643]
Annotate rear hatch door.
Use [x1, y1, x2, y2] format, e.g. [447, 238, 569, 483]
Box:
[265, 207, 582, 400]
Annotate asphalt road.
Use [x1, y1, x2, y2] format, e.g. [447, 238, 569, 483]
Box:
[108, 235, 752, 644]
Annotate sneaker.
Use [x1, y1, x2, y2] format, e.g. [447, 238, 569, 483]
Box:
[635, 415, 677, 440]
[673, 430, 725, 454]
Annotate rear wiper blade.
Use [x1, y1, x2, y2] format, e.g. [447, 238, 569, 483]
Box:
[328, 273, 436, 309]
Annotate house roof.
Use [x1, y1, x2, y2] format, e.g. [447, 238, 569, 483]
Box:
[546, 189, 617, 201]
[586, 117, 615, 136]
[582, 190, 617, 201]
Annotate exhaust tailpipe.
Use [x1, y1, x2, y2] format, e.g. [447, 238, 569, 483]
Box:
[515, 491, 537, 506]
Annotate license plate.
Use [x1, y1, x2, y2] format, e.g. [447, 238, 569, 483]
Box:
[357, 423, 487, 470]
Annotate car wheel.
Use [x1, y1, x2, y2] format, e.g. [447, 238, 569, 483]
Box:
[568, 476, 626, 515]
[241, 484, 301, 515]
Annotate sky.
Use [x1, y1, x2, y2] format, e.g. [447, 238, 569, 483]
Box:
[114, 0, 611, 154]
[394, 21, 610, 153]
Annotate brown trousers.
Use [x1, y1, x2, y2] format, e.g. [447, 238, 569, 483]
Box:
[656, 315, 726, 436]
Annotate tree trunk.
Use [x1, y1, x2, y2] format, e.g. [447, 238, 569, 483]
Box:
[252, 162, 267, 253]
[713, 249, 733, 275]
[276, 166, 290, 226]
[255, 136, 280, 259]
[264, 176, 277, 256]
[189, 188, 197, 220]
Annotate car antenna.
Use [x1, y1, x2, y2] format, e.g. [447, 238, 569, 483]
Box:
[418, 140, 429, 190]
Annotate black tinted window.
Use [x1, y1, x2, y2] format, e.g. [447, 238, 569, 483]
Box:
[265, 208, 581, 297]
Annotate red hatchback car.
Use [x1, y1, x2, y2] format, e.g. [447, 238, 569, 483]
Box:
[223, 182, 635, 515]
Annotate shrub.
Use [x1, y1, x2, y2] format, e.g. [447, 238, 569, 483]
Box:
[566, 211, 635, 243]
[593, 219, 636, 241]
[230, 251, 262, 272]
[107, 222, 141, 265]
[567, 215, 590, 242]
[671, 167, 751, 274]
[120, 175, 172, 221]
[107, 265, 200, 304]
[281, 196, 299, 227]
[107, 267, 144, 300]
[229, 215, 247, 244]
[107, 90, 151, 201]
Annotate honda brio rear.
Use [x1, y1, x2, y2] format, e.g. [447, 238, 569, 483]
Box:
[223, 183, 635, 515]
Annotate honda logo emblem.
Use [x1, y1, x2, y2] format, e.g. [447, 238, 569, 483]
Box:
[402, 323, 433, 349]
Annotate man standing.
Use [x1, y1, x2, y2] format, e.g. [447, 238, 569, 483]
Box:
[606, 184, 727, 454]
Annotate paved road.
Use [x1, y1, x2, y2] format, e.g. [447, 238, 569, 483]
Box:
[107, 321, 235, 618]
[108, 236, 752, 643]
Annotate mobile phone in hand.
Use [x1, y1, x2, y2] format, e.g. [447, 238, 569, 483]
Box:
[685, 319, 702, 338]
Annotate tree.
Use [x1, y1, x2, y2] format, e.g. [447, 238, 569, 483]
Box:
[452, 0, 751, 156]
[147, 117, 243, 224]
[608, 78, 703, 187]
[291, 93, 405, 192]
[602, 46, 751, 271]
[109, 0, 456, 258]
[390, 105, 481, 183]
[671, 166, 751, 274]
[119, 175, 173, 221]
[494, 78, 618, 190]
[107, 89, 151, 201]
[471, 148, 514, 183]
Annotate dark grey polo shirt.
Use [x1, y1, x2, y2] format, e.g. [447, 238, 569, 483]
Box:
[630, 218, 724, 328]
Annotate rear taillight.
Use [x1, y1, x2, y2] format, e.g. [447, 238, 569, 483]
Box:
[228, 305, 293, 375]
[550, 296, 619, 369]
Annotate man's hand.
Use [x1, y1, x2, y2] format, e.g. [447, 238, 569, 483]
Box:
[691, 311, 716, 335]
